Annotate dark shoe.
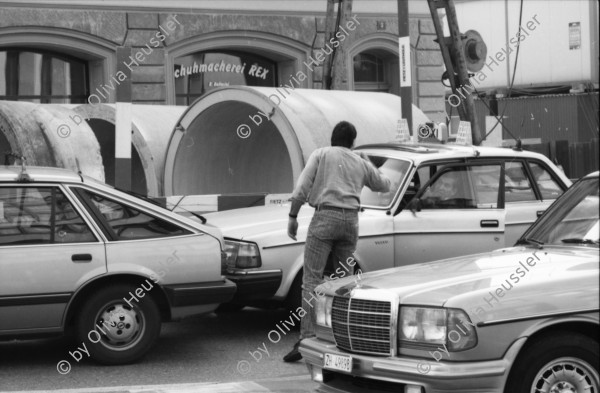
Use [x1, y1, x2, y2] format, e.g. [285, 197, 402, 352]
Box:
[283, 341, 302, 362]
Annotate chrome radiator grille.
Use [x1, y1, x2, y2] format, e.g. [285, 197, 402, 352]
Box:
[331, 296, 392, 355]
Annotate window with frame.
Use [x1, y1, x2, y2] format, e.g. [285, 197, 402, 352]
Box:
[421, 167, 476, 209]
[420, 164, 502, 209]
[0, 49, 89, 103]
[399, 163, 454, 210]
[353, 53, 385, 83]
[352, 47, 415, 101]
[471, 165, 502, 208]
[504, 161, 536, 202]
[79, 190, 191, 240]
[353, 52, 390, 93]
[528, 161, 564, 200]
[0, 187, 96, 246]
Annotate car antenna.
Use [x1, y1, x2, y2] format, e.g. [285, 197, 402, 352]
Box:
[512, 138, 523, 151]
[75, 158, 84, 182]
[511, 117, 525, 151]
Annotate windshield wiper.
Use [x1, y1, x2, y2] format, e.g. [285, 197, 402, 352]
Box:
[117, 188, 208, 224]
[188, 211, 207, 224]
[167, 195, 208, 224]
[561, 238, 599, 245]
[516, 237, 544, 249]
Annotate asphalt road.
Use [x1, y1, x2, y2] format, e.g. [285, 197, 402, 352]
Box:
[0, 307, 318, 392]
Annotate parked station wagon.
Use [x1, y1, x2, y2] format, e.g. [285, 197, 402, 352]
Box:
[300, 171, 599, 393]
[0, 165, 235, 364]
[206, 143, 571, 309]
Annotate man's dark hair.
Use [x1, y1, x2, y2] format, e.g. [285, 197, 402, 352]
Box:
[331, 121, 357, 148]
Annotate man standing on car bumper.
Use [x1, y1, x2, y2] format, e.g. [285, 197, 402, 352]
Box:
[284, 121, 391, 362]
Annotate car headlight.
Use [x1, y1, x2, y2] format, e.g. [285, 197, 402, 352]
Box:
[223, 239, 262, 269]
[316, 295, 333, 327]
[399, 307, 477, 351]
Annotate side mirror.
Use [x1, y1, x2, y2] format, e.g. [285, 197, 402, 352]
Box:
[406, 198, 422, 216]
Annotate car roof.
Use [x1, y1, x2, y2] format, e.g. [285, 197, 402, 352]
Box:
[582, 171, 599, 179]
[355, 142, 547, 163]
[1, 145, 568, 184]
[0, 165, 85, 184]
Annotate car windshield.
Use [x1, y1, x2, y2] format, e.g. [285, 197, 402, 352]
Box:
[522, 177, 599, 247]
[359, 155, 412, 209]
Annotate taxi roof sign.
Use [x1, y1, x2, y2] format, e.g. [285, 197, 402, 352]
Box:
[394, 119, 413, 143]
[455, 121, 473, 145]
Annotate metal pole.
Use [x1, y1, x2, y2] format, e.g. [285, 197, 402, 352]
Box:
[444, 0, 483, 144]
[323, 0, 336, 89]
[115, 46, 133, 191]
[398, 0, 413, 133]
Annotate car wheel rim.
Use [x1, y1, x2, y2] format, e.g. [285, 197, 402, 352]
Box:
[93, 302, 145, 351]
[531, 356, 599, 393]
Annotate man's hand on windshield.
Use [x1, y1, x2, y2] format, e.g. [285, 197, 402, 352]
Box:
[288, 217, 298, 241]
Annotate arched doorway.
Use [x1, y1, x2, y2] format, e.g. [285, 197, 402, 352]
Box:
[352, 50, 399, 94]
[348, 34, 417, 104]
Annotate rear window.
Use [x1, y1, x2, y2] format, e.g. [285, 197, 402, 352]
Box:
[78, 189, 191, 240]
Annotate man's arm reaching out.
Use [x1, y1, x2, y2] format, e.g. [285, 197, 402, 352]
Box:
[358, 152, 391, 192]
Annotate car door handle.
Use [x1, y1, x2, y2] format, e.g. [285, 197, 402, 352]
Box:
[480, 220, 499, 228]
[537, 210, 544, 217]
[72, 254, 92, 263]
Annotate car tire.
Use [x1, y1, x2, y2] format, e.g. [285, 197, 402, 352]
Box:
[75, 284, 161, 365]
[505, 332, 599, 393]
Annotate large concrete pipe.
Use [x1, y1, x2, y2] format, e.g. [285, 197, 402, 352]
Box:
[66, 104, 186, 197]
[0, 101, 104, 181]
[163, 86, 429, 196]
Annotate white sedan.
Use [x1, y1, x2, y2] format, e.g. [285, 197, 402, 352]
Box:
[207, 142, 571, 310]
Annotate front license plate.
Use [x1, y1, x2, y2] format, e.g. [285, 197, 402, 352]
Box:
[324, 353, 352, 372]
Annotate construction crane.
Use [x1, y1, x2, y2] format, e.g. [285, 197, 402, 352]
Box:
[427, 0, 487, 145]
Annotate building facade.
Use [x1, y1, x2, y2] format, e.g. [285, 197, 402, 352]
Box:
[0, 0, 446, 121]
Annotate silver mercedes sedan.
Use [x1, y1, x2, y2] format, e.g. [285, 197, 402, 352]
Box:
[300, 171, 599, 393]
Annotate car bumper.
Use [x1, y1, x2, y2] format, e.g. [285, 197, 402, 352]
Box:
[225, 269, 282, 301]
[163, 278, 237, 307]
[300, 337, 526, 393]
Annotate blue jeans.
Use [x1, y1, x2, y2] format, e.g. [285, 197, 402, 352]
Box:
[300, 208, 359, 339]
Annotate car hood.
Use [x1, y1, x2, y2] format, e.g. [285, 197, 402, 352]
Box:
[204, 205, 313, 243]
[322, 246, 599, 322]
[204, 205, 387, 247]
